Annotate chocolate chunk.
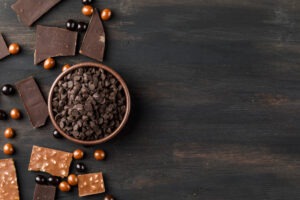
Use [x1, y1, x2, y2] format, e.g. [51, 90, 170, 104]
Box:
[78, 172, 105, 197]
[28, 146, 73, 178]
[34, 25, 78, 65]
[0, 33, 9, 60]
[33, 184, 56, 200]
[0, 159, 20, 200]
[15, 76, 48, 128]
[79, 9, 105, 62]
[11, 0, 62, 26]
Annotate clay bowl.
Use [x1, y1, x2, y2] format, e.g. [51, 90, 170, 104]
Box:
[48, 62, 131, 145]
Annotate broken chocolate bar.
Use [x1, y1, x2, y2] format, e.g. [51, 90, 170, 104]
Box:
[0, 159, 20, 200]
[11, 0, 62, 26]
[0, 33, 9, 60]
[15, 76, 48, 128]
[78, 172, 105, 197]
[80, 9, 105, 62]
[33, 184, 56, 200]
[34, 25, 78, 65]
[28, 145, 73, 178]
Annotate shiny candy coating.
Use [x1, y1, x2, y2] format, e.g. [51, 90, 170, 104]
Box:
[4, 128, 14, 138]
[66, 20, 77, 31]
[3, 143, 14, 155]
[1, 84, 15, 95]
[10, 108, 21, 120]
[8, 43, 20, 55]
[35, 175, 47, 184]
[59, 181, 71, 192]
[76, 163, 86, 172]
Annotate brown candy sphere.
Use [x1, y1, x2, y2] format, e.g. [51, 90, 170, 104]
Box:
[73, 149, 84, 160]
[4, 128, 14, 138]
[59, 181, 71, 192]
[3, 143, 14, 155]
[44, 58, 56, 70]
[94, 149, 106, 160]
[10, 108, 21, 120]
[82, 5, 93, 16]
[62, 64, 71, 72]
[67, 174, 78, 186]
[104, 194, 115, 200]
[101, 9, 112, 21]
[9, 43, 20, 55]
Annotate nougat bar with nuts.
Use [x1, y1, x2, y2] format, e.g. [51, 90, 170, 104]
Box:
[28, 145, 73, 178]
[0, 159, 20, 200]
[78, 172, 105, 197]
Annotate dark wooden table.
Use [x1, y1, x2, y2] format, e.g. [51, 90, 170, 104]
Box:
[1, 0, 300, 199]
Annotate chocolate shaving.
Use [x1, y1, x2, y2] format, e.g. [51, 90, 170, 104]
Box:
[33, 184, 56, 200]
[15, 76, 48, 128]
[0, 33, 9, 60]
[11, 0, 62, 26]
[79, 9, 105, 62]
[34, 25, 78, 65]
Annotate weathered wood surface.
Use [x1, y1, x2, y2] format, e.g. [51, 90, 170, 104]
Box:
[1, 0, 300, 199]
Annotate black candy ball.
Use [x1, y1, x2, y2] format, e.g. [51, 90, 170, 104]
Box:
[35, 175, 47, 184]
[82, 0, 93, 5]
[48, 176, 61, 186]
[1, 84, 15, 95]
[77, 22, 88, 32]
[66, 19, 77, 31]
[76, 163, 86, 172]
[53, 129, 62, 138]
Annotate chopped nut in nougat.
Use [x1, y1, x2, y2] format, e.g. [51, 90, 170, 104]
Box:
[0, 159, 20, 200]
[28, 145, 73, 178]
[78, 172, 105, 197]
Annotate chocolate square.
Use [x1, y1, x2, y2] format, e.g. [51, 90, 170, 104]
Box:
[33, 184, 56, 200]
[11, 0, 62, 26]
[0, 159, 20, 200]
[28, 146, 73, 178]
[34, 25, 78, 65]
[0, 33, 9, 60]
[78, 172, 105, 197]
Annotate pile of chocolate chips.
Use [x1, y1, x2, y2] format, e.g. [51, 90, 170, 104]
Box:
[51, 67, 126, 141]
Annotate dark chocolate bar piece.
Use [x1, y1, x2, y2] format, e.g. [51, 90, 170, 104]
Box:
[11, 0, 62, 26]
[33, 184, 56, 200]
[15, 76, 48, 128]
[0, 33, 9, 60]
[34, 25, 78, 65]
[79, 9, 105, 62]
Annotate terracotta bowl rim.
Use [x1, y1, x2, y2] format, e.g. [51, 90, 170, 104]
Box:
[48, 62, 131, 145]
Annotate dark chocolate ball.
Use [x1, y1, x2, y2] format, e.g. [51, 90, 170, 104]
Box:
[0, 110, 8, 120]
[76, 163, 86, 172]
[77, 22, 88, 32]
[1, 84, 15, 95]
[66, 20, 77, 31]
[53, 129, 62, 138]
[82, 0, 93, 5]
[35, 175, 47, 184]
[48, 176, 61, 186]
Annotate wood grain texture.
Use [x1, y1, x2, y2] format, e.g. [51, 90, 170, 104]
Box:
[1, 0, 300, 199]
